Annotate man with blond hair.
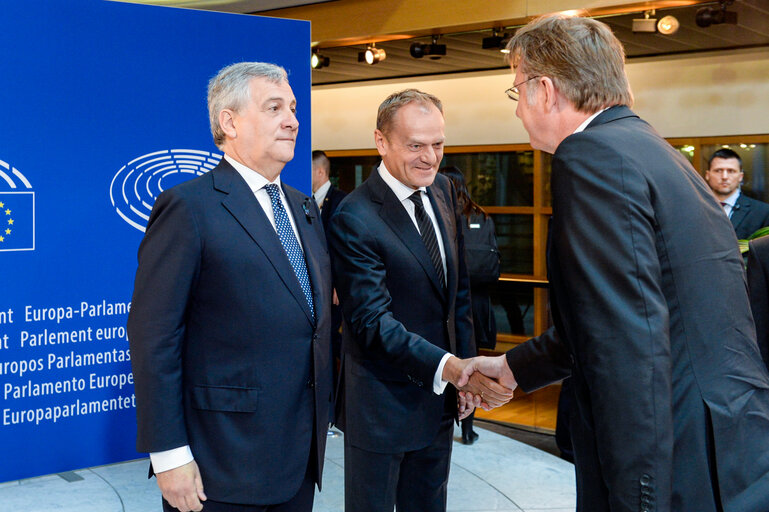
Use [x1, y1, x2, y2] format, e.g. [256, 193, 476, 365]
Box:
[461, 14, 769, 512]
[329, 88, 511, 512]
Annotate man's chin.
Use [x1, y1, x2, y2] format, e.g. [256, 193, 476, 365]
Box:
[412, 170, 438, 188]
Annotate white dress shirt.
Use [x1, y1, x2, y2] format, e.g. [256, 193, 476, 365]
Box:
[149, 154, 304, 473]
[314, 180, 331, 208]
[720, 188, 741, 218]
[573, 108, 607, 135]
[377, 163, 453, 395]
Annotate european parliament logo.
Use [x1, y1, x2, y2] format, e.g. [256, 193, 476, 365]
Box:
[109, 149, 222, 232]
[0, 159, 35, 252]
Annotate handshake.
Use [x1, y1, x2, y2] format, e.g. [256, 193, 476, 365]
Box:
[442, 355, 518, 420]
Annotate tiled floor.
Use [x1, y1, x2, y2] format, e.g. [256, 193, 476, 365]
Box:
[0, 425, 576, 511]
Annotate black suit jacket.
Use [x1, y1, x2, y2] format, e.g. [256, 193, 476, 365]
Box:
[319, 184, 347, 232]
[328, 170, 473, 453]
[748, 236, 769, 371]
[128, 159, 332, 505]
[730, 192, 769, 239]
[507, 106, 769, 512]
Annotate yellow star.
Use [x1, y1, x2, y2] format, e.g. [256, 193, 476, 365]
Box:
[0, 202, 3, 208]
[4, 229, 9, 235]
[7, 219, 12, 225]
[0, 236, 4, 242]
[4, 209, 9, 215]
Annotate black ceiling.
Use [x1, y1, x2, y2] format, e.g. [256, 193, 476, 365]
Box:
[310, 0, 769, 85]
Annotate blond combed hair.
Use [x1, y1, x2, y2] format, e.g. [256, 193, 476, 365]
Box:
[506, 14, 633, 112]
[376, 89, 443, 135]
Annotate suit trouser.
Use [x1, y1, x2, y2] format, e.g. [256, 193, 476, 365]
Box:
[344, 413, 454, 512]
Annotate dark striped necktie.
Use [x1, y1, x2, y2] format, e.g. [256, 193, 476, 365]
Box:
[408, 191, 445, 288]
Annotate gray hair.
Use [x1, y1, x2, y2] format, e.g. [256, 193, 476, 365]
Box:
[376, 89, 443, 135]
[207, 62, 288, 147]
[506, 15, 633, 112]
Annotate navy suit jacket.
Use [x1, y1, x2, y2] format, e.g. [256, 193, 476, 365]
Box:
[328, 170, 474, 453]
[128, 159, 332, 505]
[506, 106, 769, 512]
[731, 192, 769, 239]
[319, 184, 347, 232]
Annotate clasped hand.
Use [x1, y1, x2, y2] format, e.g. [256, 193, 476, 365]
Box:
[444, 355, 517, 420]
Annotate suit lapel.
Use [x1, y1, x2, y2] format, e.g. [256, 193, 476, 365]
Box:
[320, 195, 331, 225]
[213, 161, 315, 326]
[369, 172, 446, 297]
[730, 193, 750, 233]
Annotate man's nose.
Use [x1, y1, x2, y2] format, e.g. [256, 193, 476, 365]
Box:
[284, 110, 299, 129]
[421, 146, 438, 164]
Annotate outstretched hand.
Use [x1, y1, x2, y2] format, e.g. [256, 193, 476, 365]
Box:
[456, 355, 517, 410]
[443, 356, 515, 413]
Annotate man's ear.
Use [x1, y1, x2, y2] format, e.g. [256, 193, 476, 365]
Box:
[540, 77, 559, 112]
[374, 129, 387, 156]
[219, 109, 237, 139]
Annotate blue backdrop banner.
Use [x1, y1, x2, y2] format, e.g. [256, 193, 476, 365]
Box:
[0, 0, 310, 482]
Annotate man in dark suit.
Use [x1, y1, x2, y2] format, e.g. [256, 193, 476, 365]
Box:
[311, 150, 346, 232]
[127, 62, 332, 512]
[748, 235, 769, 371]
[312, 149, 346, 383]
[328, 89, 512, 512]
[705, 148, 769, 239]
[460, 15, 769, 512]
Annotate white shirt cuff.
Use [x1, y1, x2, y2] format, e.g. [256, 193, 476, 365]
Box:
[433, 352, 454, 395]
[149, 445, 194, 474]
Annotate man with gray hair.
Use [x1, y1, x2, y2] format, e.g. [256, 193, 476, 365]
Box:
[459, 14, 769, 512]
[129, 62, 332, 512]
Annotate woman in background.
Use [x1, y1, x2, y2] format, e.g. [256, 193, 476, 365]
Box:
[440, 166, 500, 445]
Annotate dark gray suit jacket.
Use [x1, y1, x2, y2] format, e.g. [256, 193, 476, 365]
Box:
[731, 192, 769, 239]
[128, 159, 332, 505]
[329, 170, 474, 453]
[748, 235, 769, 371]
[507, 106, 769, 512]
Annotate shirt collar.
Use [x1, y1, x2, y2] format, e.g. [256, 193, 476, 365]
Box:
[573, 108, 609, 135]
[224, 154, 283, 195]
[722, 188, 741, 207]
[378, 162, 426, 202]
[314, 180, 331, 203]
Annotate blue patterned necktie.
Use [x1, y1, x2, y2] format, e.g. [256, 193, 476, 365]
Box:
[264, 184, 315, 320]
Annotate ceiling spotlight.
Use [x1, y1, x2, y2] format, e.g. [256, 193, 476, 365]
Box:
[359, 44, 386, 65]
[632, 10, 658, 33]
[482, 29, 504, 49]
[657, 15, 680, 35]
[409, 36, 447, 60]
[696, 1, 737, 28]
[482, 29, 512, 53]
[310, 51, 329, 69]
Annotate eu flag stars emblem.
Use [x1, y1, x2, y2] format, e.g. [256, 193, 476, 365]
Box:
[0, 159, 35, 252]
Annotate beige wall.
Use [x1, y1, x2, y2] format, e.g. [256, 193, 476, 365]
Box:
[311, 47, 769, 151]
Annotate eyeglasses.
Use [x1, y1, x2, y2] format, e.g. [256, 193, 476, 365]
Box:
[505, 75, 540, 101]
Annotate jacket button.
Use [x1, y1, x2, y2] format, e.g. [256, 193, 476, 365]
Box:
[307, 379, 315, 388]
